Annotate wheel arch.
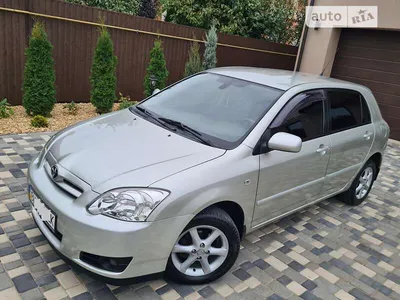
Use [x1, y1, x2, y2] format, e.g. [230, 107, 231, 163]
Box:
[197, 201, 246, 239]
[368, 152, 382, 180]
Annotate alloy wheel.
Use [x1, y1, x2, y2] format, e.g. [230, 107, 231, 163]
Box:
[171, 225, 229, 277]
[355, 166, 373, 200]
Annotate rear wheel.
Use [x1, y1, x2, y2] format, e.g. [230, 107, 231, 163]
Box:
[339, 160, 376, 206]
[166, 207, 240, 284]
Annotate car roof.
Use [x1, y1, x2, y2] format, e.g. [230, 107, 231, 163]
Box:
[208, 67, 359, 91]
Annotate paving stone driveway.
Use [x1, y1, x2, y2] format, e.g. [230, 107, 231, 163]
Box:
[0, 132, 400, 300]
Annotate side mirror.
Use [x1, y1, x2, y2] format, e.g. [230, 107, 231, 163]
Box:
[268, 132, 302, 153]
[152, 88, 161, 95]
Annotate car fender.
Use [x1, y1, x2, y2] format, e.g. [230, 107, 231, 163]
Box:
[147, 145, 259, 233]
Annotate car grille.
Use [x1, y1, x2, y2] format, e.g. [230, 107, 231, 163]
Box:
[44, 152, 89, 199]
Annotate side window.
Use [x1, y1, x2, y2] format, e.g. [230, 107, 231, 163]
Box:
[270, 90, 324, 142]
[361, 95, 372, 124]
[327, 90, 363, 133]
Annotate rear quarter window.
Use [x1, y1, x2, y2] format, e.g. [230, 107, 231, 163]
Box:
[361, 95, 372, 124]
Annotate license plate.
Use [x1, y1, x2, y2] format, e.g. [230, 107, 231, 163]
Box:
[29, 186, 57, 232]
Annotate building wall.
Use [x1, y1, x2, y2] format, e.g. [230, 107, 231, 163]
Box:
[298, 0, 400, 76]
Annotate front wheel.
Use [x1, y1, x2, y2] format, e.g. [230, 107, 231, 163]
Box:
[166, 207, 240, 284]
[339, 160, 377, 206]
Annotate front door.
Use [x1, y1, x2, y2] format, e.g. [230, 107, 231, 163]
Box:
[321, 89, 375, 197]
[252, 90, 331, 227]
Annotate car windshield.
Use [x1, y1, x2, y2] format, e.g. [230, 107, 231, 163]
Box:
[134, 73, 284, 149]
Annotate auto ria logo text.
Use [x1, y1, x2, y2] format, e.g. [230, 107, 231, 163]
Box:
[305, 6, 378, 28]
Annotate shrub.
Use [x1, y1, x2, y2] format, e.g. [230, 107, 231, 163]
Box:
[203, 24, 218, 70]
[119, 100, 136, 110]
[184, 40, 203, 77]
[90, 25, 118, 114]
[31, 115, 49, 128]
[66, 0, 140, 15]
[138, 0, 159, 19]
[144, 38, 169, 97]
[22, 21, 56, 116]
[118, 92, 131, 103]
[118, 93, 137, 110]
[163, 0, 304, 44]
[0, 99, 14, 119]
[63, 101, 78, 115]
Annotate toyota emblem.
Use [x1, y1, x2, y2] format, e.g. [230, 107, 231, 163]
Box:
[51, 165, 58, 179]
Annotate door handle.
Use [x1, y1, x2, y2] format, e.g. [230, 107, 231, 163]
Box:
[363, 132, 373, 140]
[316, 145, 330, 155]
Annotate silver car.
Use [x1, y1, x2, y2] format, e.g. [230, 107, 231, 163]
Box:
[28, 67, 389, 284]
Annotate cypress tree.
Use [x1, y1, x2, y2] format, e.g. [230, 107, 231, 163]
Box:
[90, 26, 117, 114]
[202, 24, 218, 70]
[22, 21, 56, 116]
[144, 38, 169, 97]
[184, 41, 203, 77]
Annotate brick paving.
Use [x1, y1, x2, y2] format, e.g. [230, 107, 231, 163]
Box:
[0, 132, 399, 300]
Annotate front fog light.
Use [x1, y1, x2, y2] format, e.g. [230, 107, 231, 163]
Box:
[87, 188, 169, 222]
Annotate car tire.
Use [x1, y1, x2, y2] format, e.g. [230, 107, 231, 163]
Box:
[339, 160, 377, 206]
[165, 207, 240, 284]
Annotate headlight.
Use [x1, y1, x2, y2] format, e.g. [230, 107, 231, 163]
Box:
[87, 188, 169, 222]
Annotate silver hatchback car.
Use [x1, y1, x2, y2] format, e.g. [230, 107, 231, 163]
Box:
[28, 68, 389, 284]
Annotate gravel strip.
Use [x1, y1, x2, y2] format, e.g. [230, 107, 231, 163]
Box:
[0, 103, 121, 135]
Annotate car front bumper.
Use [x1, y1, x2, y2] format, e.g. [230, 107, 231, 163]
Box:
[28, 155, 192, 279]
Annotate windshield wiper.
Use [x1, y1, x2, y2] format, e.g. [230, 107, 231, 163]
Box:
[158, 117, 214, 146]
[134, 106, 174, 130]
[135, 107, 214, 146]
[135, 105, 151, 116]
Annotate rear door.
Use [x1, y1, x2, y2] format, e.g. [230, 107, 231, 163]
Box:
[252, 90, 331, 227]
[320, 89, 375, 197]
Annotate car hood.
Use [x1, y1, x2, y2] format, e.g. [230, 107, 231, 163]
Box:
[48, 109, 225, 192]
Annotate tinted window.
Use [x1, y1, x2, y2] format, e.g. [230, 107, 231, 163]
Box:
[361, 96, 372, 124]
[271, 90, 324, 142]
[328, 90, 362, 132]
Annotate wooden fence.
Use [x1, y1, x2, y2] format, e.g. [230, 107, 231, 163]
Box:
[0, 0, 298, 105]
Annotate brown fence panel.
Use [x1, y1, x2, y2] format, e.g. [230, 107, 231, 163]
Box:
[0, 0, 298, 105]
[0, 0, 28, 105]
